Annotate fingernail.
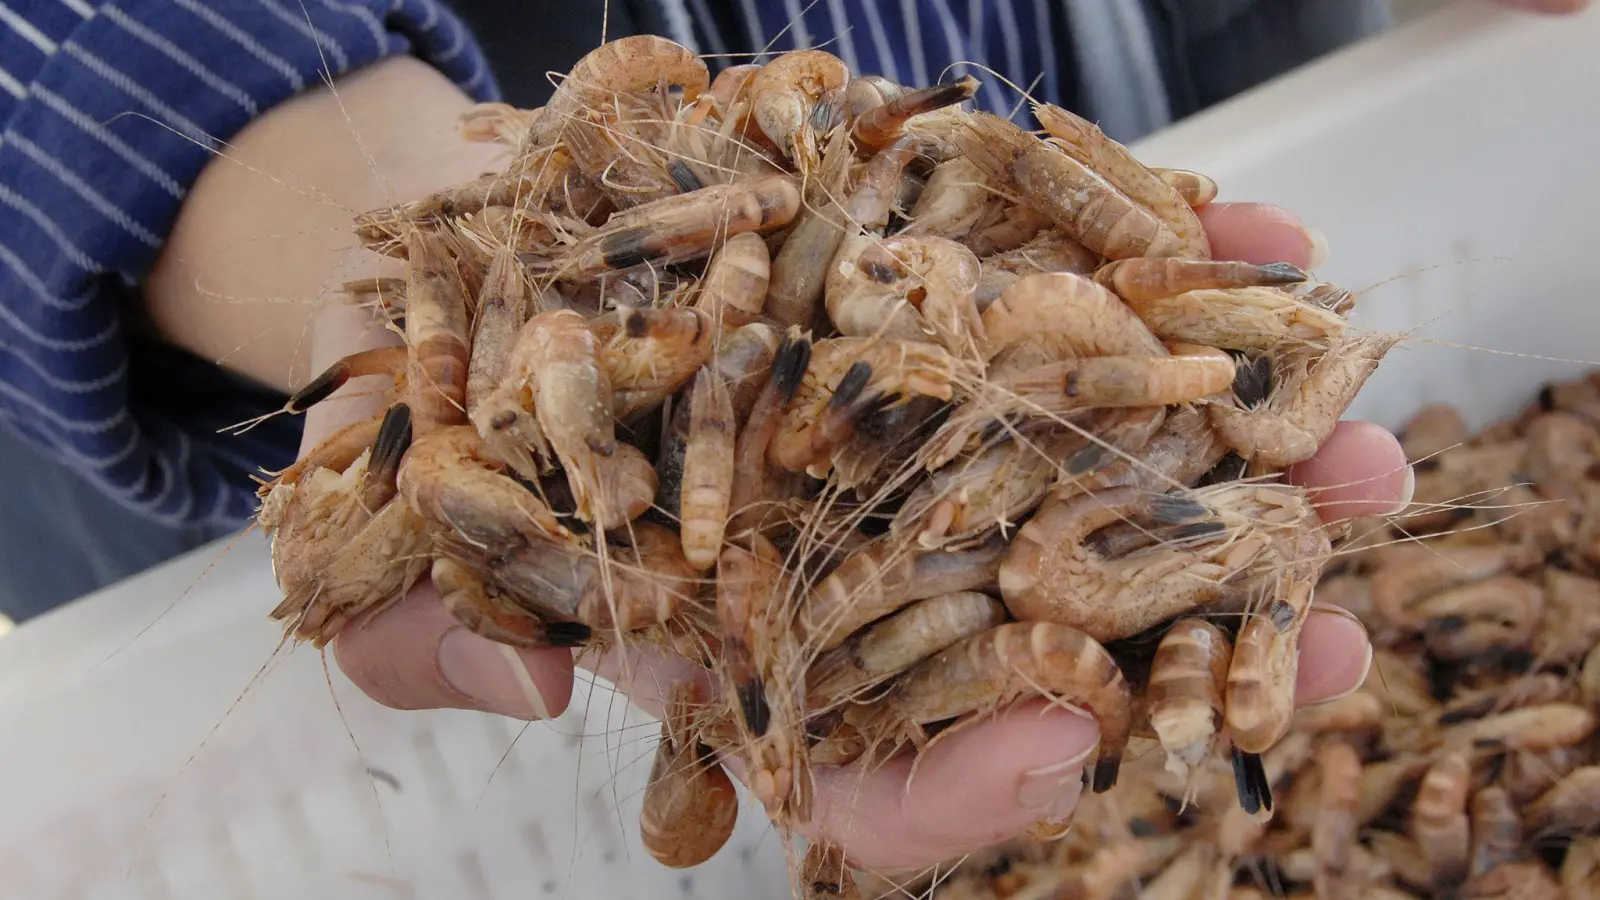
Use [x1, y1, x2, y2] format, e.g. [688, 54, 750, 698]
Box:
[1302, 609, 1374, 707]
[1384, 465, 1416, 518]
[1302, 226, 1329, 270]
[1016, 744, 1095, 823]
[437, 627, 555, 719]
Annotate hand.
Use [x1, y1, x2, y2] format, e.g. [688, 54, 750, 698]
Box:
[326, 202, 1413, 873]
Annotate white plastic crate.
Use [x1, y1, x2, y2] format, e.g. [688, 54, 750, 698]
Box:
[1, 2, 1597, 897]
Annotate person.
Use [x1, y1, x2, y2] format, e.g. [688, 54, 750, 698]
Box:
[0, 0, 1586, 874]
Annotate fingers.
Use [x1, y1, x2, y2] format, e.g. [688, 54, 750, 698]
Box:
[800, 702, 1101, 873]
[1295, 604, 1374, 705]
[1197, 202, 1329, 270]
[1286, 420, 1413, 524]
[331, 580, 577, 720]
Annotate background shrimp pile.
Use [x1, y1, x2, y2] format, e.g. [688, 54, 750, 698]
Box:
[253, 35, 1405, 895]
[888, 373, 1600, 900]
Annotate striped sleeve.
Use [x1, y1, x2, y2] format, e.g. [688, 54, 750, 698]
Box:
[0, 0, 500, 529]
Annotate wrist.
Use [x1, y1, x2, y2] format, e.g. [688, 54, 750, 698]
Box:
[144, 55, 507, 397]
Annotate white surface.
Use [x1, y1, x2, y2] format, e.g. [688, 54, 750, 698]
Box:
[1, 3, 1597, 898]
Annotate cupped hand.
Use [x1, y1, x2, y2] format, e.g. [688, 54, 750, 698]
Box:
[322, 202, 1413, 874]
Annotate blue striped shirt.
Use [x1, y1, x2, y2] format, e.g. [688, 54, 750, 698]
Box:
[0, 0, 498, 531]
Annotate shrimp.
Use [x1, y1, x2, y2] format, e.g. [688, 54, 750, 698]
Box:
[799, 533, 1006, 653]
[805, 590, 1008, 707]
[1409, 751, 1472, 886]
[764, 127, 856, 330]
[1032, 102, 1210, 258]
[892, 426, 1079, 551]
[750, 50, 850, 170]
[694, 230, 770, 331]
[1468, 786, 1522, 880]
[800, 840, 859, 900]
[1209, 330, 1402, 468]
[679, 368, 737, 572]
[1223, 517, 1333, 757]
[846, 621, 1133, 792]
[477, 309, 658, 528]
[640, 683, 740, 869]
[953, 111, 1184, 260]
[1311, 740, 1363, 900]
[769, 337, 973, 479]
[1119, 285, 1350, 352]
[1153, 168, 1219, 210]
[595, 306, 716, 420]
[1146, 617, 1232, 783]
[974, 231, 1102, 310]
[981, 271, 1167, 363]
[728, 333, 811, 537]
[1000, 483, 1310, 644]
[1410, 575, 1542, 661]
[825, 234, 986, 360]
[464, 245, 529, 418]
[852, 75, 980, 149]
[534, 174, 803, 280]
[1525, 765, 1600, 835]
[1370, 542, 1535, 629]
[531, 35, 709, 147]
[265, 403, 430, 646]
[1093, 258, 1308, 304]
[656, 323, 781, 521]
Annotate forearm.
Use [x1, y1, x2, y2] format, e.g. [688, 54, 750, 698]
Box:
[142, 55, 508, 396]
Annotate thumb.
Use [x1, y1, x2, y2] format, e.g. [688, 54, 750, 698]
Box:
[804, 699, 1101, 874]
[331, 580, 576, 720]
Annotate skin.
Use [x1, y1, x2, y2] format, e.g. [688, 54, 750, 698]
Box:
[137, 0, 1588, 875]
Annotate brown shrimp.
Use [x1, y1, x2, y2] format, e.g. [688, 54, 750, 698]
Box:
[1033, 102, 1210, 258]
[1370, 542, 1535, 629]
[845, 621, 1133, 793]
[536, 174, 802, 280]
[981, 271, 1167, 363]
[1437, 703, 1597, 755]
[1001, 483, 1309, 644]
[595, 306, 716, 420]
[851, 74, 979, 147]
[805, 591, 1007, 708]
[750, 49, 850, 169]
[1563, 837, 1600, 899]
[694, 230, 770, 331]
[825, 234, 986, 360]
[1310, 740, 1363, 900]
[1093, 257, 1308, 304]
[531, 35, 709, 147]
[640, 683, 740, 869]
[265, 404, 430, 646]
[1410, 575, 1542, 661]
[800, 840, 860, 900]
[764, 127, 856, 330]
[1525, 765, 1600, 835]
[1210, 330, 1402, 468]
[1146, 617, 1232, 783]
[1119, 285, 1349, 352]
[1223, 515, 1335, 757]
[1153, 168, 1218, 209]
[1409, 751, 1472, 885]
[1468, 786, 1522, 880]
[769, 336, 972, 478]
[799, 533, 1006, 653]
[476, 309, 658, 528]
[974, 231, 1102, 310]
[728, 333, 811, 537]
[656, 323, 781, 521]
[1462, 863, 1565, 900]
[953, 111, 1184, 259]
[679, 368, 736, 572]
[464, 245, 528, 418]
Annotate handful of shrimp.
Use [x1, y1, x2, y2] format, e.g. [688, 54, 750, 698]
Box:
[250, 35, 1404, 893]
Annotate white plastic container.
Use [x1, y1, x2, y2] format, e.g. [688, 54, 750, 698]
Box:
[1, 2, 1597, 897]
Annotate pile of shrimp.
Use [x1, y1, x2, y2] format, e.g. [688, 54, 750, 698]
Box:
[904, 373, 1600, 900]
[251, 34, 1404, 889]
